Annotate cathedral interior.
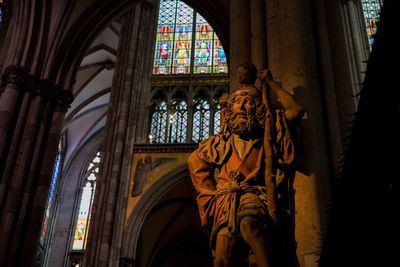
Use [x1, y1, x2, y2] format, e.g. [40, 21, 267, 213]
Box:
[0, 0, 398, 266]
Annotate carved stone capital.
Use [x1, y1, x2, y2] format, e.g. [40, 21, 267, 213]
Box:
[1, 65, 27, 90]
[26, 75, 41, 95]
[53, 88, 74, 111]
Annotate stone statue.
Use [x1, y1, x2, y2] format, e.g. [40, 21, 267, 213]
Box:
[188, 62, 305, 267]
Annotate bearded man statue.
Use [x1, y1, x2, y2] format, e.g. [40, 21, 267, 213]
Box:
[188, 61, 305, 267]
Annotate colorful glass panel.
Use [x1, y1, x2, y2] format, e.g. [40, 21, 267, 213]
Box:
[194, 14, 213, 74]
[362, 0, 383, 48]
[192, 99, 210, 141]
[172, 1, 193, 74]
[39, 147, 62, 246]
[153, 0, 227, 75]
[213, 36, 228, 74]
[72, 152, 100, 251]
[153, 0, 176, 75]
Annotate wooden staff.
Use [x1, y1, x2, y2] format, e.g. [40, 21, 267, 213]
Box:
[261, 72, 279, 225]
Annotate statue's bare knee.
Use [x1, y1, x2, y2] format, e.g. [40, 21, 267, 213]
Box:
[214, 228, 236, 267]
[240, 216, 265, 242]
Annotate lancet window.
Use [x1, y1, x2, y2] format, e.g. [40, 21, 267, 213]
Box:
[361, 0, 383, 48]
[71, 151, 101, 251]
[35, 144, 63, 266]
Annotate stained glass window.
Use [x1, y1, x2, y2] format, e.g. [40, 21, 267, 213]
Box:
[192, 99, 210, 142]
[72, 151, 100, 251]
[39, 145, 62, 246]
[153, 0, 227, 75]
[150, 100, 168, 143]
[149, 85, 227, 143]
[170, 99, 188, 142]
[214, 103, 221, 135]
[361, 0, 383, 48]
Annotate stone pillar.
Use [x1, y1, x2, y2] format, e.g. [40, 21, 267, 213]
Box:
[18, 89, 72, 266]
[266, 0, 332, 266]
[85, 1, 158, 266]
[230, 0, 268, 89]
[250, 0, 267, 71]
[0, 66, 26, 168]
[0, 69, 73, 266]
[229, 0, 251, 92]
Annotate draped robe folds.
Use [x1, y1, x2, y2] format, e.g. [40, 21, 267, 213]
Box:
[188, 110, 296, 245]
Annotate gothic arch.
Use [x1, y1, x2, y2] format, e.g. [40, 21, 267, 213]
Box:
[121, 164, 193, 262]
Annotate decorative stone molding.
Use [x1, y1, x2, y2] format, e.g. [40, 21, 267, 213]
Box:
[27, 78, 73, 110]
[0, 65, 27, 91]
[53, 88, 74, 111]
[26, 75, 42, 96]
[0, 67, 74, 112]
[133, 143, 197, 153]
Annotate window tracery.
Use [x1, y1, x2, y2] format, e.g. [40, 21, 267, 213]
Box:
[150, 0, 229, 143]
[72, 151, 100, 251]
[149, 85, 227, 143]
[361, 0, 383, 48]
[153, 0, 227, 75]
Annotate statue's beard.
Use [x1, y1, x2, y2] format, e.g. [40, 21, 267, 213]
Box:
[227, 112, 263, 140]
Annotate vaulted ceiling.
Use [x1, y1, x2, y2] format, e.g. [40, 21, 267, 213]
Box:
[62, 20, 121, 164]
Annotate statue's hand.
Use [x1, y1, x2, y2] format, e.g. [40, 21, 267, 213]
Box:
[258, 69, 274, 84]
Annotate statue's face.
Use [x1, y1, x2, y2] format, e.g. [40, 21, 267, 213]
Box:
[232, 94, 256, 124]
[227, 91, 260, 139]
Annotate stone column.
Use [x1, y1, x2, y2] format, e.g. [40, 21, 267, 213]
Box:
[250, 0, 267, 71]
[0, 66, 26, 169]
[0, 70, 73, 266]
[230, 0, 268, 89]
[266, 0, 333, 266]
[18, 89, 72, 266]
[229, 0, 251, 92]
[85, 1, 158, 266]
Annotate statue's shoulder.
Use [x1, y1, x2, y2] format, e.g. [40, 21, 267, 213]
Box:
[195, 134, 231, 164]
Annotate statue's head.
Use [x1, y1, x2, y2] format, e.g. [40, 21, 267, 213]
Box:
[225, 84, 265, 140]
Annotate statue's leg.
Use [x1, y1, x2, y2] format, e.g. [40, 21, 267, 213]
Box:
[214, 227, 237, 267]
[239, 217, 272, 267]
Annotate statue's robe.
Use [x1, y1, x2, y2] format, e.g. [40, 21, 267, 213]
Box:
[188, 110, 296, 247]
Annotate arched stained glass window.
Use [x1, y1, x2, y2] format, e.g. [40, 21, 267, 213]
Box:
[153, 0, 227, 75]
[72, 151, 100, 251]
[362, 0, 383, 48]
[150, 0, 229, 144]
